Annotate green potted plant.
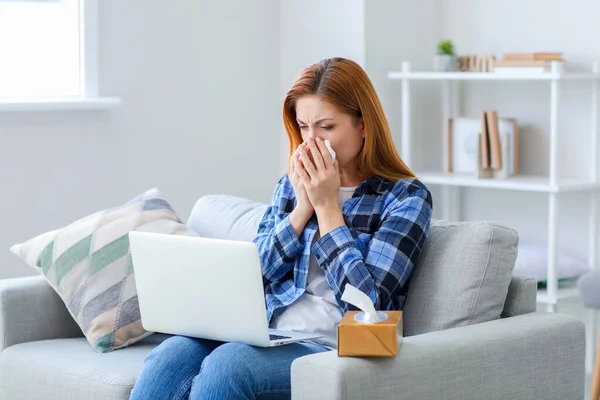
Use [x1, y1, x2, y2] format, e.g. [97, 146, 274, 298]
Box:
[434, 39, 458, 72]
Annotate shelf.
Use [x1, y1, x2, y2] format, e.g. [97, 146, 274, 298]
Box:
[415, 172, 600, 193]
[537, 286, 579, 304]
[393, 61, 599, 321]
[388, 71, 600, 81]
[0, 97, 122, 112]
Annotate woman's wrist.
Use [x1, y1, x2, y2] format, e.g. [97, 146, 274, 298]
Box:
[314, 200, 341, 217]
[289, 207, 312, 238]
[293, 204, 313, 220]
[315, 203, 345, 236]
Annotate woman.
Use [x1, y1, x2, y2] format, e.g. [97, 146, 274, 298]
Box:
[130, 57, 433, 400]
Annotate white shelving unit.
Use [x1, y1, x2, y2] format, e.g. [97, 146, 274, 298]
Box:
[389, 60, 600, 371]
[414, 172, 600, 193]
[388, 61, 600, 309]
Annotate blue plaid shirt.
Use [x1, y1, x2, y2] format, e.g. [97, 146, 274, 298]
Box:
[253, 173, 433, 323]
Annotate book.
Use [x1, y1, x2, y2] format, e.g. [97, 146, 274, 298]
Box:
[503, 52, 563, 61]
[480, 111, 490, 169]
[535, 53, 564, 61]
[446, 115, 518, 176]
[498, 118, 519, 175]
[494, 66, 547, 74]
[486, 111, 502, 170]
[446, 118, 453, 172]
[495, 59, 547, 67]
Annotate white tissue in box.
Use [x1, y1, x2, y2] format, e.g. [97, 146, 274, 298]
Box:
[341, 283, 386, 323]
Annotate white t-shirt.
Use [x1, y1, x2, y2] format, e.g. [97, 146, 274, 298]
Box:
[269, 186, 357, 349]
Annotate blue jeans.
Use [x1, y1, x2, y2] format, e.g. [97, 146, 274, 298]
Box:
[129, 335, 329, 400]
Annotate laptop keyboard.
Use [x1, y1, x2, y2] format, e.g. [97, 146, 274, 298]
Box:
[269, 334, 292, 341]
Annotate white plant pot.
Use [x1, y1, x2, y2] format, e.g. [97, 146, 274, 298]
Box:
[434, 54, 458, 72]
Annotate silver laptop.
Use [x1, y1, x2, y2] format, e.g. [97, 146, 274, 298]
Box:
[129, 231, 323, 347]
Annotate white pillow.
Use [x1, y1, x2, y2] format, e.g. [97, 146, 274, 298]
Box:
[513, 243, 590, 281]
[10, 188, 197, 353]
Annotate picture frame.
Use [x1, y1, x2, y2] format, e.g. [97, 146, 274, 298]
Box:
[446, 117, 481, 174]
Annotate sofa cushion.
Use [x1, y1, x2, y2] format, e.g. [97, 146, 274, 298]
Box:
[9, 188, 197, 353]
[0, 334, 170, 400]
[187, 194, 267, 241]
[402, 220, 519, 336]
[501, 276, 537, 318]
[578, 269, 600, 309]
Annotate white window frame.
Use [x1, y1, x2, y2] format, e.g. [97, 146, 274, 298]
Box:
[0, 0, 121, 112]
[80, 0, 99, 98]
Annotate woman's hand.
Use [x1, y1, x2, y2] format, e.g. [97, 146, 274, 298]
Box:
[289, 146, 314, 219]
[294, 137, 340, 213]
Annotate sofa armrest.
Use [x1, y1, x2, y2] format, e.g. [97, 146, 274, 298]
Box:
[502, 276, 537, 317]
[0, 275, 82, 351]
[291, 312, 584, 400]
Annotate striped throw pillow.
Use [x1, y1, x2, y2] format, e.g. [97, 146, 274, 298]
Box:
[9, 188, 197, 353]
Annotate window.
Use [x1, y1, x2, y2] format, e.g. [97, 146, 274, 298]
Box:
[0, 0, 99, 100]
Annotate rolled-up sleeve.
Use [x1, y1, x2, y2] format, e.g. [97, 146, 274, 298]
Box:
[312, 187, 432, 311]
[253, 175, 303, 282]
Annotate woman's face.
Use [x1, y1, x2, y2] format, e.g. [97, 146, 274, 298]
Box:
[295, 95, 365, 167]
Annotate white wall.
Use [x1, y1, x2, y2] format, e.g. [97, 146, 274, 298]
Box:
[439, 0, 600, 259]
[6, 0, 595, 279]
[0, 0, 281, 279]
[280, 0, 365, 92]
[279, 0, 366, 170]
[365, 0, 443, 204]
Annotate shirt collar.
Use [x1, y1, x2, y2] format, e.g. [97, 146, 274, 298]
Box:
[356, 175, 395, 196]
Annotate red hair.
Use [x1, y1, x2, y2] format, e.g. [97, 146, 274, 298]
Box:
[283, 57, 414, 181]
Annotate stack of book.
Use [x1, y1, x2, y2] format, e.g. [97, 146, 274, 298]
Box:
[493, 52, 563, 73]
[479, 110, 518, 176]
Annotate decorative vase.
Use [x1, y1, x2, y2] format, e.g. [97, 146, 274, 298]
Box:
[434, 54, 458, 72]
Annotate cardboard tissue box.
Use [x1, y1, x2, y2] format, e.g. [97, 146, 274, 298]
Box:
[337, 284, 403, 357]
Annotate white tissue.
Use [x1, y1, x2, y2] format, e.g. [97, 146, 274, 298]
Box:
[324, 140, 336, 164]
[340, 283, 387, 324]
[304, 139, 336, 165]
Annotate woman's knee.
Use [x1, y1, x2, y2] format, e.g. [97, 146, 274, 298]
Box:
[145, 335, 209, 369]
[190, 343, 258, 398]
[131, 336, 218, 400]
[200, 342, 256, 378]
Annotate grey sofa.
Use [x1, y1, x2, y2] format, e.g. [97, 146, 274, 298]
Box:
[0, 194, 586, 400]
